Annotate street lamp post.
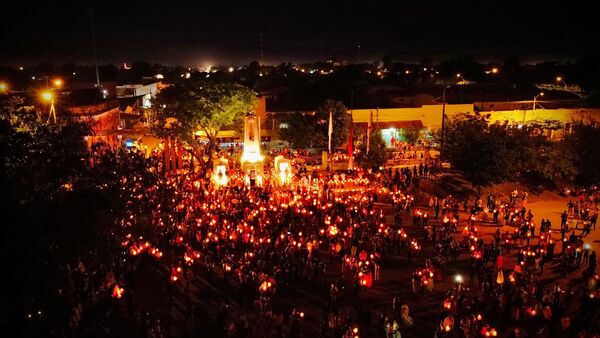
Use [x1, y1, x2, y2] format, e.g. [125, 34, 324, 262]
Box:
[39, 78, 63, 123]
[42, 91, 57, 123]
[530, 92, 544, 123]
[556, 76, 567, 89]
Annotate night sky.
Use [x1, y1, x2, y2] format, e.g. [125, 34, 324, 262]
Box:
[1, 0, 597, 66]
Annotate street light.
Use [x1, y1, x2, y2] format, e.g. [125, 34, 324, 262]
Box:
[53, 78, 63, 87]
[530, 92, 544, 122]
[41, 90, 57, 123]
[41, 91, 53, 101]
[556, 76, 567, 89]
[456, 73, 467, 84]
[0, 81, 8, 93]
[533, 92, 544, 108]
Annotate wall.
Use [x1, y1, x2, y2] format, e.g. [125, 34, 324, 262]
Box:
[66, 99, 119, 116]
[351, 106, 600, 129]
[350, 104, 474, 130]
[116, 83, 158, 98]
[482, 108, 600, 125]
[474, 100, 582, 111]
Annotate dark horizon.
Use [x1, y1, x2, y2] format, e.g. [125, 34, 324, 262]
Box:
[1, 1, 598, 66]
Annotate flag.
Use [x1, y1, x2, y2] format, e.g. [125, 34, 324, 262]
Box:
[328, 110, 333, 154]
[347, 112, 354, 169]
[367, 110, 373, 155]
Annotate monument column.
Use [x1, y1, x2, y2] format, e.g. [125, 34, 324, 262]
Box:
[241, 113, 264, 186]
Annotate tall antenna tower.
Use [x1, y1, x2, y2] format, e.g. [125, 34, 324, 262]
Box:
[259, 32, 264, 63]
[87, 5, 100, 87]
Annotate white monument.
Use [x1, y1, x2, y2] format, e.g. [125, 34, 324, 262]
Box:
[274, 155, 292, 186]
[212, 158, 229, 187]
[240, 113, 264, 186]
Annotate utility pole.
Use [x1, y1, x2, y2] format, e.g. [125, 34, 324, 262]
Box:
[259, 32, 264, 63]
[88, 5, 100, 88]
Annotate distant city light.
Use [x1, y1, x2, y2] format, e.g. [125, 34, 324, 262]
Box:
[155, 74, 164, 79]
[492, 67, 499, 74]
[0, 82, 8, 92]
[228, 67, 234, 72]
[53, 79, 63, 87]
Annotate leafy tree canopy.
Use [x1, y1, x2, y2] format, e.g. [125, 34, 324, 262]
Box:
[279, 99, 349, 149]
[356, 128, 388, 169]
[152, 80, 257, 160]
[442, 113, 578, 186]
[563, 119, 600, 185]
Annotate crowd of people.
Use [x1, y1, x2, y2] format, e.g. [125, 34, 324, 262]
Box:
[111, 149, 435, 337]
[55, 143, 599, 338]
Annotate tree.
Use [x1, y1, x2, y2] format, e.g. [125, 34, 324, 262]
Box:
[442, 113, 580, 186]
[562, 120, 600, 185]
[402, 128, 421, 144]
[529, 142, 578, 182]
[442, 114, 522, 185]
[277, 112, 324, 148]
[278, 100, 350, 149]
[152, 81, 257, 164]
[442, 113, 494, 184]
[1, 95, 179, 335]
[356, 128, 388, 169]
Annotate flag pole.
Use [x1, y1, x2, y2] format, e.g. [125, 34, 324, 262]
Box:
[328, 109, 333, 155]
[348, 91, 354, 170]
[348, 114, 354, 170]
[367, 110, 373, 155]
